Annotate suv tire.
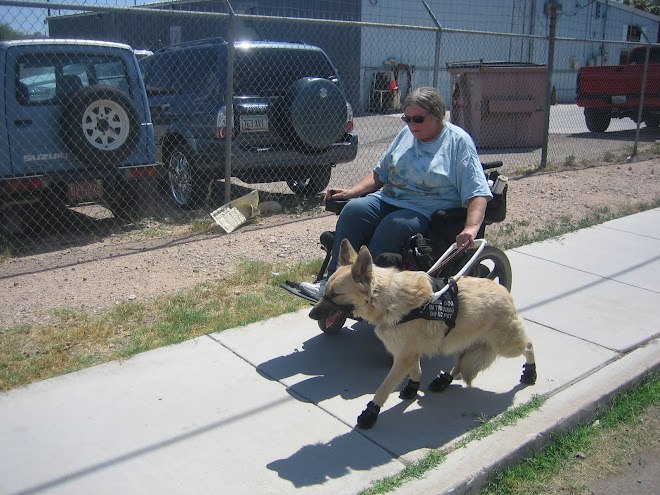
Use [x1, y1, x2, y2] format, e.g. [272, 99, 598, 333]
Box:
[165, 145, 209, 208]
[286, 164, 332, 197]
[290, 78, 347, 149]
[104, 180, 139, 220]
[60, 85, 141, 166]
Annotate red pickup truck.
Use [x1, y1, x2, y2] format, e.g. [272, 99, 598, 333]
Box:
[575, 46, 660, 132]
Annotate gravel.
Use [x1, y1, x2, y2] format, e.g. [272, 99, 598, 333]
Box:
[1, 158, 658, 328]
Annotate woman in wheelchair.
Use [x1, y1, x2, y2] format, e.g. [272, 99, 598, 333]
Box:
[299, 87, 493, 300]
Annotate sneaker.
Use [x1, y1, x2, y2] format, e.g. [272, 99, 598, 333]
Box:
[299, 279, 326, 300]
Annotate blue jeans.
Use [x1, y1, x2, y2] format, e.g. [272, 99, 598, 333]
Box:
[328, 195, 430, 276]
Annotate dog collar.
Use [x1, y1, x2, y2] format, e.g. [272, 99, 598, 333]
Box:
[397, 278, 459, 331]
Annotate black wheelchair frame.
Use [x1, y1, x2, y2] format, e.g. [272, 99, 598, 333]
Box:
[282, 161, 512, 334]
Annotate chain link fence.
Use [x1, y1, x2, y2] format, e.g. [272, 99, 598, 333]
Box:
[1, 0, 659, 251]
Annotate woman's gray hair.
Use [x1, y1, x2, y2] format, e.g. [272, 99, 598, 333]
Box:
[401, 87, 447, 121]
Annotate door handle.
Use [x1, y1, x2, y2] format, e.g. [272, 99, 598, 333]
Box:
[14, 119, 32, 126]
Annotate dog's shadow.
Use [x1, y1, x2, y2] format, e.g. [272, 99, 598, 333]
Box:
[267, 382, 527, 488]
[259, 320, 531, 488]
[257, 320, 398, 403]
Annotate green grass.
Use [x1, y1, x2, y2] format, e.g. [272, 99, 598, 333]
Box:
[480, 372, 659, 495]
[0, 258, 320, 392]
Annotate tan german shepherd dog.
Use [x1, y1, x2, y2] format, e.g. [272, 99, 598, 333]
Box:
[309, 239, 537, 429]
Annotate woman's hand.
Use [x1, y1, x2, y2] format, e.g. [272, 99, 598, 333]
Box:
[456, 228, 478, 250]
[323, 171, 384, 205]
[323, 188, 352, 204]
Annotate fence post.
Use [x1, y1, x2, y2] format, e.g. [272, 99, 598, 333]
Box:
[223, 0, 235, 204]
[422, 0, 442, 90]
[541, 1, 560, 169]
[631, 42, 651, 160]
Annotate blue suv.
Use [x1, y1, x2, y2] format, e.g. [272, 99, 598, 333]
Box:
[1, 39, 159, 231]
[139, 38, 358, 207]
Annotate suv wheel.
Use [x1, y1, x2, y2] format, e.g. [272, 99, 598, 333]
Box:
[165, 146, 208, 208]
[286, 164, 332, 197]
[60, 85, 141, 166]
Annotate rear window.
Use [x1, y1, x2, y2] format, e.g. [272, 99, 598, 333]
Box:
[16, 53, 130, 105]
[142, 47, 218, 95]
[234, 47, 337, 95]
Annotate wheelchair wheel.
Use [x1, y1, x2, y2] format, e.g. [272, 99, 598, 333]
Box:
[317, 312, 347, 335]
[467, 246, 512, 291]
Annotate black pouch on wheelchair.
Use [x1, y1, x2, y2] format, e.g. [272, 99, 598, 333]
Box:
[484, 173, 508, 224]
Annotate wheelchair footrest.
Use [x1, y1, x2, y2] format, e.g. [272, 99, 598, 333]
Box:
[280, 281, 319, 304]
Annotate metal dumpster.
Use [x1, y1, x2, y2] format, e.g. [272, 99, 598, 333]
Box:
[446, 61, 547, 148]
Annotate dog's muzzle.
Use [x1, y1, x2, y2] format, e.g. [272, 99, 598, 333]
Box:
[309, 295, 354, 328]
[319, 295, 354, 315]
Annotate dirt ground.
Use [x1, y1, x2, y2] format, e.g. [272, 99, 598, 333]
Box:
[1, 156, 658, 329]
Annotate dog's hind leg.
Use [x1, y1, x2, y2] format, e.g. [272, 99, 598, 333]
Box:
[452, 343, 498, 387]
[357, 354, 418, 429]
[428, 352, 463, 392]
[428, 371, 454, 392]
[520, 341, 537, 385]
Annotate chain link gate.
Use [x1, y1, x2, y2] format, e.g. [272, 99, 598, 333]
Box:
[1, 0, 659, 252]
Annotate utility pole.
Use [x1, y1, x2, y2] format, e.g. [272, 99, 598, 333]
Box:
[541, 1, 561, 168]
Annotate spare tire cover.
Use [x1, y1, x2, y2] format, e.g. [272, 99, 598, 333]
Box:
[60, 85, 141, 167]
[290, 77, 347, 149]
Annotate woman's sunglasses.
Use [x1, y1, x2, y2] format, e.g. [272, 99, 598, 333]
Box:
[401, 112, 430, 124]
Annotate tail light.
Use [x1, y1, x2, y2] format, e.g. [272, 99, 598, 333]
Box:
[346, 102, 354, 132]
[7, 177, 44, 192]
[216, 106, 235, 139]
[128, 166, 159, 179]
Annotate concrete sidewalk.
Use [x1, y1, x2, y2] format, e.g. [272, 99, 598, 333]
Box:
[1, 209, 659, 495]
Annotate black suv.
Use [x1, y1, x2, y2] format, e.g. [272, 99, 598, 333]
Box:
[139, 38, 358, 207]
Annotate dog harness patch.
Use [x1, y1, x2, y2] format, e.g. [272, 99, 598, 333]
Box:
[398, 278, 459, 331]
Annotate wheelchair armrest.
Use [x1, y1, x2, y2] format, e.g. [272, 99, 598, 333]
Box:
[435, 207, 468, 220]
[325, 198, 350, 214]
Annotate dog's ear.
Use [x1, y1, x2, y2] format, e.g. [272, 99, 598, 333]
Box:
[352, 245, 373, 287]
[338, 238, 357, 266]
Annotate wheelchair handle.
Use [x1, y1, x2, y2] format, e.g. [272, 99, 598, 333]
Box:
[427, 239, 487, 300]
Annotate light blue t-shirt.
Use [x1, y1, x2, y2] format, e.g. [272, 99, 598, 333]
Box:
[371, 122, 492, 219]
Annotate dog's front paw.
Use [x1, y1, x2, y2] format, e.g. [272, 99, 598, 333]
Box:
[357, 401, 380, 429]
[520, 363, 537, 385]
[428, 372, 453, 392]
[399, 379, 420, 400]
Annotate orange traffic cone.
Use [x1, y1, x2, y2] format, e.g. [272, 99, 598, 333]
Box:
[388, 70, 399, 90]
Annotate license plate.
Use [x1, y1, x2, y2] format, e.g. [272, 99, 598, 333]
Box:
[240, 114, 268, 132]
[68, 179, 103, 202]
[612, 95, 626, 104]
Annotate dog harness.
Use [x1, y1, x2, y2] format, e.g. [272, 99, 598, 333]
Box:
[397, 278, 459, 331]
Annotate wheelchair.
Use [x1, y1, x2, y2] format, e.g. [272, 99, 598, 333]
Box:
[282, 161, 512, 335]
